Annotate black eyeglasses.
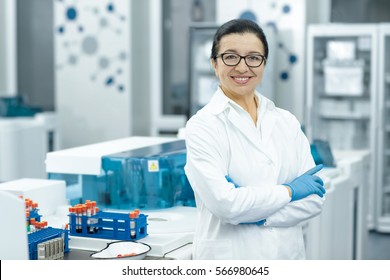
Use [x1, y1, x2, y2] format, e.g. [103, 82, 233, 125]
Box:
[215, 53, 266, 68]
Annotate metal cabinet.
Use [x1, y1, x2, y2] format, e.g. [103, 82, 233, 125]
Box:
[306, 24, 379, 230]
[188, 24, 219, 118]
[376, 24, 390, 232]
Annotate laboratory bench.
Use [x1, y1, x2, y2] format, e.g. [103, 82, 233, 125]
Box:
[63, 249, 175, 260]
[63, 238, 193, 260]
[0, 136, 371, 260]
[305, 149, 370, 260]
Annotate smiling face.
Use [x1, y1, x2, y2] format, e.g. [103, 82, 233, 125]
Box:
[212, 32, 266, 99]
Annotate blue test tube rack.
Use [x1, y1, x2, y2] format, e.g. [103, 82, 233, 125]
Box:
[28, 227, 70, 260]
[68, 210, 148, 241]
[24, 197, 70, 260]
[29, 208, 41, 222]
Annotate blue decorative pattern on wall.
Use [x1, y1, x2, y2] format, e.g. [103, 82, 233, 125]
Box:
[239, 2, 298, 81]
[55, 0, 128, 93]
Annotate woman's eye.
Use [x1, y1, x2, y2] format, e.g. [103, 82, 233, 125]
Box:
[225, 54, 238, 60]
[247, 56, 261, 61]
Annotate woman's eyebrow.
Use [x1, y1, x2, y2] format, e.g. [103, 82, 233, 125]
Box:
[221, 49, 238, 53]
[221, 49, 263, 55]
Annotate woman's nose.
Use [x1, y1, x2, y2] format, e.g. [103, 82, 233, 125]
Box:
[234, 58, 249, 72]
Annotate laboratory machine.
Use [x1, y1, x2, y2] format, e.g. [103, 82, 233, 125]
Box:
[376, 24, 390, 232]
[45, 137, 197, 259]
[0, 96, 59, 182]
[0, 96, 41, 117]
[307, 23, 390, 233]
[306, 24, 378, 231]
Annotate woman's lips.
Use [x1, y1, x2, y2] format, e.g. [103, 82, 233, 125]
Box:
[232, 76, 251, 84]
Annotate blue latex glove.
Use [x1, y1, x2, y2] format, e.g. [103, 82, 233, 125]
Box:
[225, 175, 266, 226]
[226, 175, 240, 189]
[283, 164, 325, 202]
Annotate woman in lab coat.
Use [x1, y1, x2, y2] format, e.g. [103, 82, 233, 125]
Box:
[184, 19, 325, 260]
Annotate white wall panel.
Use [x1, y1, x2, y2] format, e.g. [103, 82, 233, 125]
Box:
[54, 0, 131, 148]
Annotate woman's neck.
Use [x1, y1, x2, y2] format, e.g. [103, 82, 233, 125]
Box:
[222, 87, 258, 124]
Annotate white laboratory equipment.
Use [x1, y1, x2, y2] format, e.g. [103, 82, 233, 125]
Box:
[304, 167, 339, 260]
[0, 178, 67, 217]
[0, 112, 59, 182]
[0, 178, 67, 260]
[334, 150, 371, 259]
[0, 191, 29, 260]
[45, 136, 197, 259]
[306, 24, 378, 230]
[376, 24, 390, 233]
[305, 150, 370, 259]
[0, 118, 45, 181]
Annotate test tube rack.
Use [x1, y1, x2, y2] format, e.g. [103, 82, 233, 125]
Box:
[28, 208, 41, 223]
[28, 227, 70, 260]
[68, 210, 148, 241]
[25, 197, 70, 260]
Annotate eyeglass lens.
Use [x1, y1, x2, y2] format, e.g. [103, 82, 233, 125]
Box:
[221, 53, 264, 67]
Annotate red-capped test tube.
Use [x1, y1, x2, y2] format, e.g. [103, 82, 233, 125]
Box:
[129, 212, 136, 239]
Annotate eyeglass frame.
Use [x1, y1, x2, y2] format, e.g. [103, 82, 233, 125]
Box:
[214, 52, 267, 68]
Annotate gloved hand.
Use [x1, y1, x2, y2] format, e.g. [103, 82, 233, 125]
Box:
[283, 164, 325, 202]
[226, 175, 239, 188]
[225, 175, 266, 226]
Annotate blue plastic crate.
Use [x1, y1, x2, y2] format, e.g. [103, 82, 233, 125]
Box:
[27, 227, 69, 260]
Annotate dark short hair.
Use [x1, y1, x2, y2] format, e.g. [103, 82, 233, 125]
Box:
[211, 19, 269, 63]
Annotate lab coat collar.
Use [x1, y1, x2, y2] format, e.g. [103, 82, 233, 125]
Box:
[206, 87, 277, 159]
[206, 87, 232, 115]
[206, 86, 276, 115]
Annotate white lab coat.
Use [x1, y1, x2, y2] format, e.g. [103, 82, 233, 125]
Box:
[184, 87, 324, 260]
